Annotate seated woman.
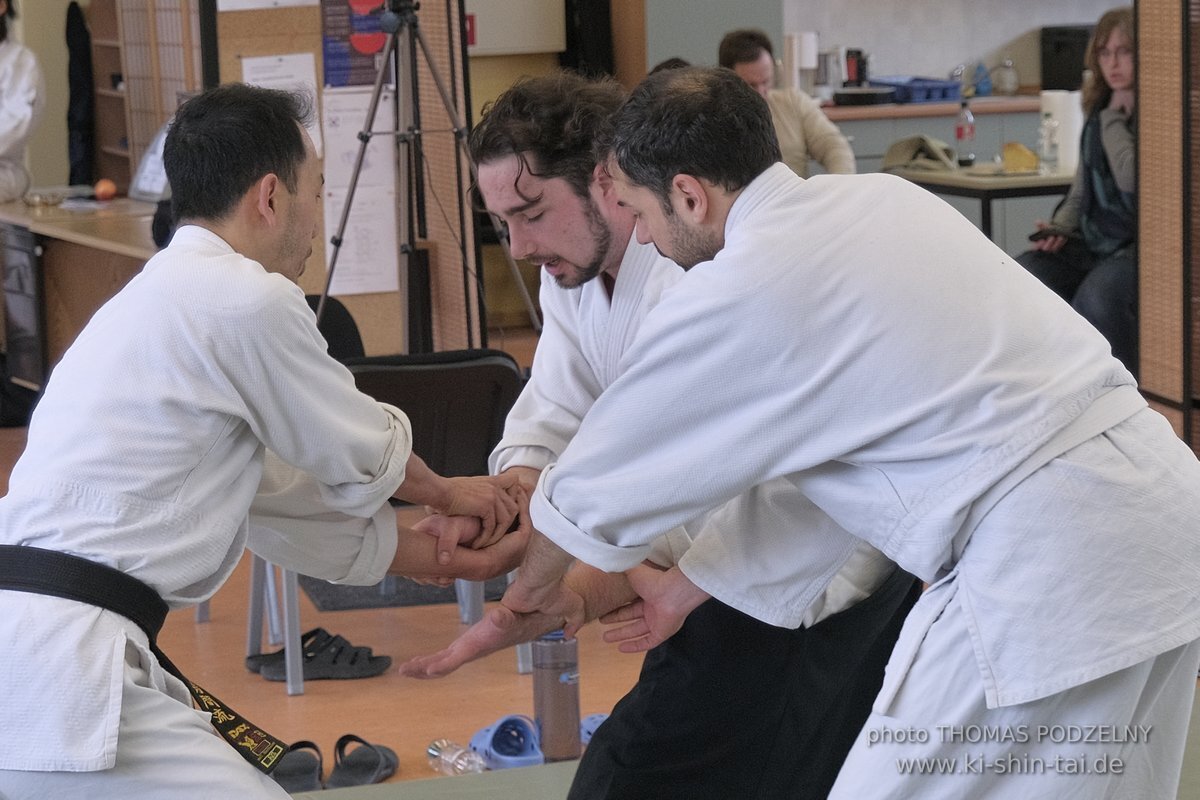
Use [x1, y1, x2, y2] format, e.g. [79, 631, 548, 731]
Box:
[1016, 7, 1137, 376]
[0, 0, 43, 202]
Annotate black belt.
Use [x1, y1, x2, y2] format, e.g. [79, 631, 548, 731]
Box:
[0, 544, 285, 774]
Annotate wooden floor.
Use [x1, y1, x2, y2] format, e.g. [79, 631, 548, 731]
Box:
[4, 325, 645, 789]
[159, 550, 643, 787]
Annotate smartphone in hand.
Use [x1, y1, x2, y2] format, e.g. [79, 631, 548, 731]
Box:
[1028, 226, 1077, 242]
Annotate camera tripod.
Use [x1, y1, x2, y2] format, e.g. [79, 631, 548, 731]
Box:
[316, 0, 541, 346]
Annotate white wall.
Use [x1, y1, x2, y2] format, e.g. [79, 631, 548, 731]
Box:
[780, 0, 1117, 86]
[17, 0, 75, 188]
[645, 0, 782, 68]
[646, 0, 1118, 88]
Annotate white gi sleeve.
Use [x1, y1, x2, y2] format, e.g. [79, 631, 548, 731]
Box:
[248, 451, 400, 585]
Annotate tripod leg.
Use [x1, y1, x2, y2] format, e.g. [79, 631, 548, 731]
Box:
[317, 30, 400, 325]
[410, 23, 542, 333]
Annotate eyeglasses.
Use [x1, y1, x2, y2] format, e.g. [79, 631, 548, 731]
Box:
[1097, 46, 1133, 61]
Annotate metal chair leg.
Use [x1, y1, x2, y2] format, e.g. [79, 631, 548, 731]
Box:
[246, 554, 267, 658]
[263, 559, 283, 647]
[455, 578, 484, 624]
[508, 569, 532, 674]
[282, 568, 304, 696]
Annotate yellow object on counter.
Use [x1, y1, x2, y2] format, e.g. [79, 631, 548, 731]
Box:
[1002, 141, 1039, 173]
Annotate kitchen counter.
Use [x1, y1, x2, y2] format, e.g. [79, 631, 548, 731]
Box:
[0, 197, 158, 260]
[824, 95, 1040, 122]
[0, 197, 159, 388]
[818, 96, 1056, 256]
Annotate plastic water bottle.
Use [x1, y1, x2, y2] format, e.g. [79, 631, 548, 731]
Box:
[426, 739, 486, 775]
[532, 630, 581, 762]
[955, 100, 975, 167]
[1038, 113, 1060, 175]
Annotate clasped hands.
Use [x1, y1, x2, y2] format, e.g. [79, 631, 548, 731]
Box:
[402, 473, 530, 586]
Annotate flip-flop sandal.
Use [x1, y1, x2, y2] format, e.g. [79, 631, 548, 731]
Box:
[581, 713, 608, 745]
[469, 715, 544, 770]
[325, 733, 398, 788]
[259, 629, 392, 681]
[246, 627, 330, 673]
[270, 740, 324, 793]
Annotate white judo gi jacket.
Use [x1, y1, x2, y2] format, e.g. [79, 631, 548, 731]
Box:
[0, 38, 43, 202]
[0, 226, 409, 771]
[493, 233, 891, 627]
[529, 164, 1200, 709]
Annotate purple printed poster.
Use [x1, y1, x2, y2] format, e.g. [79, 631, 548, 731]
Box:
[321, 0, 391, 87]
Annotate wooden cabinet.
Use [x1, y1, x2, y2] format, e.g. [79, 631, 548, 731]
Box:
[87, 0, 203, 194]
[0, 225, 45, 389]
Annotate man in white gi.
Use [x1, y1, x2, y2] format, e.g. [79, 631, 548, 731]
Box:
[0, 0, 43, 202]
[402, 71, 919, 799]
[504, 67, 1200, 798]
[0, 83, 524, 799]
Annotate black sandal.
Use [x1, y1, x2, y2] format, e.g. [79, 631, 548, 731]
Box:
[256, 628, 392, 681]
[326, 733, 398, 788]
[271, 740, 324, 792]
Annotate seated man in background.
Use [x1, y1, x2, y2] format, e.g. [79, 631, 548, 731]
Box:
[404, 70, 919, 800]
[719, 28, 855, 178]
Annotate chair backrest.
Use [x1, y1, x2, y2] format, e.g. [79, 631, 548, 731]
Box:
[344, 349, 523, 477]
[305, 294, 366, 362]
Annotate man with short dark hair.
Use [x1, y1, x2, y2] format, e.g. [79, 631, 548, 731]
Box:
[404, 70, 919, 799]
[718, 27, 854, 178]
[0, 83, 524, 798]
[505, 66, 1200, 798]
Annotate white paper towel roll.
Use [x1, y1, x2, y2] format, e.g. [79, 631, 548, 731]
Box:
[783, 34, 800, 90]
[798, 31, 819, 70]
[783, 33, 820, 92]
[1040, 89, 1085, 174]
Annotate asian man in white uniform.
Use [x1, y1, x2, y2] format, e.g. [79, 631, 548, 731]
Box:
[0, 83, 524, 799]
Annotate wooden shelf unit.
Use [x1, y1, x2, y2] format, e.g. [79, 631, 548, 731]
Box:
[87, 0, 203, 195]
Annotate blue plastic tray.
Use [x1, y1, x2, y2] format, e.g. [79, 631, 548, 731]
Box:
[869, 76, 961, 104]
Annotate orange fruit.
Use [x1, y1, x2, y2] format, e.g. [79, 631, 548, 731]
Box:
[93, 178, 117, 201]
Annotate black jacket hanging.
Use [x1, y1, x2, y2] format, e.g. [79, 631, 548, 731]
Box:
[66, 1, 95, 185]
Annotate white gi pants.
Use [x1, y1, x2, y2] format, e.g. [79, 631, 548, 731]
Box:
[0, 640, 289, 799]
[829, 589, 1200, 799]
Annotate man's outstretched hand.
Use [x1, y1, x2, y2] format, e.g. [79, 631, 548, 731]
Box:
[600, 565, 710, 653]
[399, 604, 562, 679]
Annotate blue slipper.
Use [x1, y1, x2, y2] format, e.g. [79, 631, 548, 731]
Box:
[469, 715, 544, 770]
[581, 713, 608, 745]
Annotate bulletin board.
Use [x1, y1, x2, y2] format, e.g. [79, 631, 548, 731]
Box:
[213, 1, 484, 354]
